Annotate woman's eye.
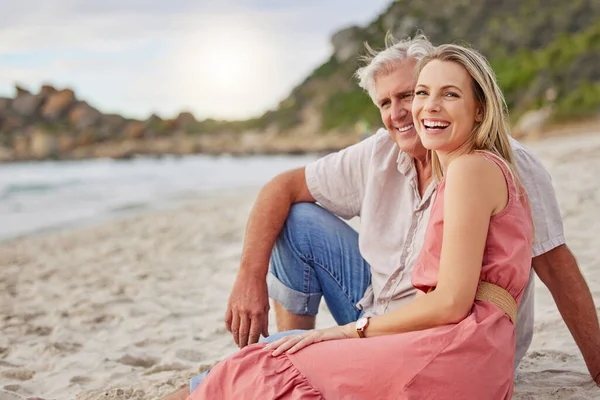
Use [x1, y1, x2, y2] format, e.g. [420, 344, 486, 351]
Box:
[445, 92, 459, 98]
[415, 90, 427, 96]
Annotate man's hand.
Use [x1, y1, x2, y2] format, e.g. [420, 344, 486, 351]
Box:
[225, 271, 270, 348]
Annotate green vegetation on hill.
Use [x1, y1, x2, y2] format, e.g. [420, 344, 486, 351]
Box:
[247, 0, 600, 134]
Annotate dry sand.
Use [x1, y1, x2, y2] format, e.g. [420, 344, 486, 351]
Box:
[1, 132, 600, 400]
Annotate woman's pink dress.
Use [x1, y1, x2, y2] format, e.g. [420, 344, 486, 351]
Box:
[189, 152, 533, 399]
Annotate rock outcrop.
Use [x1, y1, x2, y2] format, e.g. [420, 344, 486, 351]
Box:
[1, 0, 598, 162]
[0, 84, 357, 162]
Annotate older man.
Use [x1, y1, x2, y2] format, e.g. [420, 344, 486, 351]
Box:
[166, 34, 600, 399]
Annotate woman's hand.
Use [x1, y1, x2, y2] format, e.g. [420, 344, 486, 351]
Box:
[267, 324, 356, 356]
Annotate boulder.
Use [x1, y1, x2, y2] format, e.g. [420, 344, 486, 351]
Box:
[12, 134, 29, 158]
[92, 140, 137, 159]
[76, 129, 97, 146]
[68, 102, 101, 131]
[15, 85, 30, 96]
[40, 85, 57, 97]
[173, 135, 199, 154]
[331, 26, 363, 63]
[30, 129, 57, 159]
[12, 91, 44, 118]
[57, 133, 77, 152]
[122, 121, 146, 139]
[0, 145, 14, 162]
[145, 113, 166, 136]
[42, 89, 76, 122]
[161, 118, 179, 133]
[0, 98, 12, 112]
[96, 114, 126, 141]
[1, 115, 25, 132]
[512, 107, 553, 139]
[176, 112, 197, 131]
[391, 16, 419, 39]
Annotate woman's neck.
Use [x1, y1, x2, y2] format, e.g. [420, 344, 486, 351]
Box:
[437, 143, 472, 175]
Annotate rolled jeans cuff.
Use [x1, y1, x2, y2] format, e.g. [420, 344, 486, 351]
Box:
[267, 273, 322, 316]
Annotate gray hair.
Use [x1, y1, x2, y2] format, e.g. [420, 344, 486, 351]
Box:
[355, 32, 434, 103]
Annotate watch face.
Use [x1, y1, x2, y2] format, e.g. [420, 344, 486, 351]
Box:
[356, 317, 368, 330]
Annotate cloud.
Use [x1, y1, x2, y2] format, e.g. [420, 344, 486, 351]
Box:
[0, 0, 391, 119]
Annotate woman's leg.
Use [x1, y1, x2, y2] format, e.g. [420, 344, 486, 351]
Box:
[188, 330, 308, 393]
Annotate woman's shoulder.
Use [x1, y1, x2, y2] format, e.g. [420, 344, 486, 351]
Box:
[446, 152, 506, 185]
[444, 153, 509, 210]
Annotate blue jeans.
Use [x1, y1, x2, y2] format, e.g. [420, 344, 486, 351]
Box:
[190, 203, 371, 392]
[268, 203, 371, 323]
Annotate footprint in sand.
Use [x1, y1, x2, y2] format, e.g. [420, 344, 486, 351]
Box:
[69, 376, 92, 385]
[0, 369, 35, 381]
[0, 390, 22, 400]
[42, 342, 82, 355]
[2, 385, 21, 393]
[174, 349, 205, 362]
[142, 362, 189, 376]
[0, 361, 19, 368]
[25, 326, 52, 336]
[116, 354, 159, 368]
[526, 350, 576, 363]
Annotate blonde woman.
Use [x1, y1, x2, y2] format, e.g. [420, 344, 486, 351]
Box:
[187, 44, 533, 399]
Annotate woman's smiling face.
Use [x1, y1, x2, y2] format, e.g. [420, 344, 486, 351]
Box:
[412, 59, 483, 154]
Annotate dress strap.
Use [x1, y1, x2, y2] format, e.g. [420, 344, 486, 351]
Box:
[474, 150, 519, 198]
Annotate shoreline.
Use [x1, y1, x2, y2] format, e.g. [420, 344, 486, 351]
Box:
[1, 117, 598, 165]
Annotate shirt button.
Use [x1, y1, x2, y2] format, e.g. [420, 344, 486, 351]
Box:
[391, 278, 396, 283]
[406, 247, 412, 254]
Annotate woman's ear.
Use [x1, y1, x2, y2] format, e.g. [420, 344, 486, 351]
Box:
[475, 106, 484, 122]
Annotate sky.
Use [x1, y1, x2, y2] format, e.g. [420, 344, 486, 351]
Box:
[0, 0, 392, 120]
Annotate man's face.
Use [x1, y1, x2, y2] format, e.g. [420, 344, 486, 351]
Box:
[374, 60, 426, 156]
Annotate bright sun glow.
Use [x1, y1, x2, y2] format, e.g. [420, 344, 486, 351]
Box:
[203, 43, 252, 91]
[173, 18, 278, 119]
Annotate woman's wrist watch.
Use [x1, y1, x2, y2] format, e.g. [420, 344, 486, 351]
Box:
[355, 316, 370, 338]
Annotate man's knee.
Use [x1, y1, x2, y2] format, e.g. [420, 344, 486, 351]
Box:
[268, 203, 331, 316]
[275, 203, 337, 253]
[286, 202, 332, 232]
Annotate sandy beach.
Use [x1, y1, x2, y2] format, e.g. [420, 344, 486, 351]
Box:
[1, 132, 600, 400]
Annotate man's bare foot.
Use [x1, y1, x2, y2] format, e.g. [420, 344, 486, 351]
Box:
[164, 387, 189, 400]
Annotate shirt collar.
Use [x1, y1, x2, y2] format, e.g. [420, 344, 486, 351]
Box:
[396, 149, 415, 176]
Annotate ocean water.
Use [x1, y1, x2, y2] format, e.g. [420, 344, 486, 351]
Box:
[0, 154, 318, 241]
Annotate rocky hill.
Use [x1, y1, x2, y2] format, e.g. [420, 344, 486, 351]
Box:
[259, 0, 600, 137]
[1, 0, 599, 162]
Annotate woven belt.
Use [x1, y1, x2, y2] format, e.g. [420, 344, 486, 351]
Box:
[475, 281, 517, 324]
[427, 281, 517, 324]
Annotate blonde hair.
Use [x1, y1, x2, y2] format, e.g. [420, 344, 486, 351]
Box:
[415, 44, 519, 184]
[355, 32, 434, 103]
